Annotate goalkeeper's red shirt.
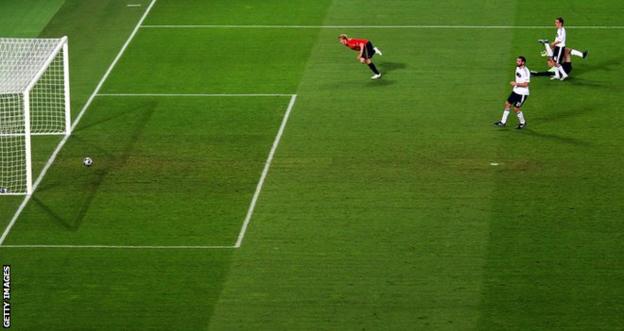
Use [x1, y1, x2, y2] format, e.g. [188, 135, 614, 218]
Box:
[345, 38, 368, 51]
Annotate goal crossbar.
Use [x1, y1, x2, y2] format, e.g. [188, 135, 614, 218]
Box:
[0, 37, 67, 94]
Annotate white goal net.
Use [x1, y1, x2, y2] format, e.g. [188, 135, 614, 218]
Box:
[0, 37, 71, 195]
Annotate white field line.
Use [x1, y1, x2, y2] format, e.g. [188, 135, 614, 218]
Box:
[140, 24, 624, 30]
[0, 0, 158, 246]
[235, 94, 297, 248]
[0, 132, 65, 137]
[97, 93, 293, 97]
[0, 245, 233, 249]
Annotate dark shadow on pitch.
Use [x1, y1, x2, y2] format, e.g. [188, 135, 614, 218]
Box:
[366, 77, 396, 87]
[565, 78, 616, 90]
[320, 76, 396, 90]
[31, 165, 107, 231]
[532, 105, 594, 123]
[30, 196, 72, 230]
[542, 77, 617, 92]
[574, 57, 621, 75]
[519, 128, 591, 147]
[531, 73, 612, 90]
[378, 61, 407, 74]
[73, 102, 148, 133]
[36, 130, 118, 194]
[33, 103, 157, 231]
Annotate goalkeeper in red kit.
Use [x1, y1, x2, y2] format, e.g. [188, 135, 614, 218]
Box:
[338, 34, 383, 79]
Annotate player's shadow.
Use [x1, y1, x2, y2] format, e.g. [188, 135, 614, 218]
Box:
[519, 128, 590, 147]
[571, 57, 621, 86]
[378, 61, 407, 75]
[32, 103, 157, 231]
[576, 57, 621, 74]
[532, 105, 593, 123]
[564, 78, 617, 91]
[366, 78, 395, 87]
[363, 62, 407, 86]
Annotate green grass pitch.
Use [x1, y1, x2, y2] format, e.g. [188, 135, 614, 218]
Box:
[1, 0, 624, 330]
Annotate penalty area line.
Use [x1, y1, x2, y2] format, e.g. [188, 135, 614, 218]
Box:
[234, 94, 298, 248]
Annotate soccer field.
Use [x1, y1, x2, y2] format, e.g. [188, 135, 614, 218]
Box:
[1, 0, 624, 329]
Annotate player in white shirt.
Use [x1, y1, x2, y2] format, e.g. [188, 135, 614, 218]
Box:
[537, 39, 587, 78]
[494, 56, 530, 129]
[543, 17, 568, 80]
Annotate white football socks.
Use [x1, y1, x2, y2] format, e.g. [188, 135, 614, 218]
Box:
[516, 111, 526, 124]
[553, 70, 560, 79]
[557, 65, 568, 79]
[544, 43, 553, 57]
[501, 110, 510, 123]
[570, 49, 583, 57]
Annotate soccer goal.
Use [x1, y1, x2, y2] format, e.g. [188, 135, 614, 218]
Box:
[0, 37, 71, 195]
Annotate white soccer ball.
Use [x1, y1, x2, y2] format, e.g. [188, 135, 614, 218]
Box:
[0, 187, 7, 193]
[83, 157, 93, 167]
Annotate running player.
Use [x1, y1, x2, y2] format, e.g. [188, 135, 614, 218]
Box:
[338, 34, 383, 79]
[494, 56, 530, 129]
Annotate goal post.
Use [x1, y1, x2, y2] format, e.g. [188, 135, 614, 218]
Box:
[0, 37, 71, 195]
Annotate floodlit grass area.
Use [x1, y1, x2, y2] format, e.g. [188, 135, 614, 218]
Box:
[0, 0, 65, 37]
[102, 28, 320, 94]
[6, 96, 289, 246]
[1, 0, 624, 330]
